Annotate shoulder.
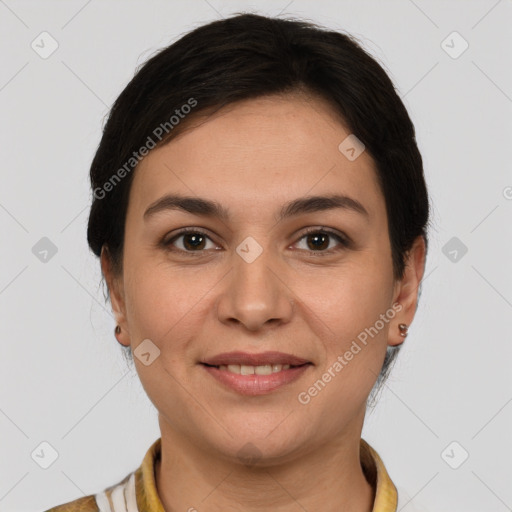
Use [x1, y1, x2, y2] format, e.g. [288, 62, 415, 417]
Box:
[42, 438, 161, 512]
[42, 494, 99, 511]
[42, 471, 136, 512]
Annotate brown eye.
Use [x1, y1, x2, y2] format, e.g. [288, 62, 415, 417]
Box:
[305, 232, 330, 250]
[295, 229, 350, 254]
[164, 229, 217, 253]
[181, 232, 207, 250]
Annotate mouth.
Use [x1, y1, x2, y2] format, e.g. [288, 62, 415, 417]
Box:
[201, 362, 311, 375]
[199, 351, 313, 395]
[200, 350, 312, 368]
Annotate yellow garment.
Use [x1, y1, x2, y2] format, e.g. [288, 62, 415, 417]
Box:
[44, 437, 397, 511]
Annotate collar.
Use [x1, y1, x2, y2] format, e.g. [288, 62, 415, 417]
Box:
[134, 437, 397, 511]
[360, 438, 398, 510]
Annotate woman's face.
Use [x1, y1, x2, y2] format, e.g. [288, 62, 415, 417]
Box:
[104, 93, 424, 463]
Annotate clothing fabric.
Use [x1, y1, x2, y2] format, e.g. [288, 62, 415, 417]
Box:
[44, 437, 403, 511]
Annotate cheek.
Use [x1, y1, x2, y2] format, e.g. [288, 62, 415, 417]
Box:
[123, 261, 216, 351]
[295, 273, 392, 419]
[294, 262, 393, 342]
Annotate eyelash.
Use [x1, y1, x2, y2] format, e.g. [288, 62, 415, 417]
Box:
[161, 226, 351, 257]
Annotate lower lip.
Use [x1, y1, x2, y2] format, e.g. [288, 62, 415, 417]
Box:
[201, 364, 312, 396]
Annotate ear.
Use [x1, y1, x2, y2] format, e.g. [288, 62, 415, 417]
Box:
[389, 236, 426, 347]
[100, 246, 130, 347]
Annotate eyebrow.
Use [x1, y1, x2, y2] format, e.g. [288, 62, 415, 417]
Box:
[143, 193, 369, 222]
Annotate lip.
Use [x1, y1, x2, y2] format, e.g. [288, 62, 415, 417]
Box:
[201, 363, 312, 396]
[201, 351, 311, 366]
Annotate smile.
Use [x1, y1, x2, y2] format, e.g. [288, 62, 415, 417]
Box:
[215, 363, 292, 375]
[201, 362, 312, 395]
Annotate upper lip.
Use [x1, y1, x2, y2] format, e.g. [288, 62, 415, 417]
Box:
[201, 351, 311, 367]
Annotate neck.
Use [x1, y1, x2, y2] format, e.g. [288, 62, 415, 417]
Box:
[155, 414, 375, 512]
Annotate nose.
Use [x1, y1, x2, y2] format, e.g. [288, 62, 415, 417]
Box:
[216, 244, 295, 332]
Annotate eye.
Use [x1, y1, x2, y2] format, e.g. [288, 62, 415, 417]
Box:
[162, 226, 351, 256]
[293, 228, 350, 255]
[163, 228, 219, 253]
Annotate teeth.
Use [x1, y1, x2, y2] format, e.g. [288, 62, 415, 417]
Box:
[217, 364, 291, 374]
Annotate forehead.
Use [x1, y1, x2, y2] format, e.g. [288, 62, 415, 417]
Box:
[128, 94, 384, 221]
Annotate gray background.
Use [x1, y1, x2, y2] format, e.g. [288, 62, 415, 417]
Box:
[1, 1, 511, 511]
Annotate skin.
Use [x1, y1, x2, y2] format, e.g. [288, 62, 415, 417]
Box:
[102, 92, 426, 512]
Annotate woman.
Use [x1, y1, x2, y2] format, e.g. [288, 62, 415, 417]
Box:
[46, 12, 430, 512]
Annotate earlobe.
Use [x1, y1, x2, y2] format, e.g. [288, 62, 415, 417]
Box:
[387, 320, 408, 347]
[114, 323, 130, 347]
[100, 246, 130, 347]
[389, 236, 426, 346]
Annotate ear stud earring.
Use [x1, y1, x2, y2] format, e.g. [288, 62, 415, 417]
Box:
[398, 323, 408, 337]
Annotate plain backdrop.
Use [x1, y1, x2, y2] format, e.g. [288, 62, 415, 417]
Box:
[1, 1, 511, 511]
